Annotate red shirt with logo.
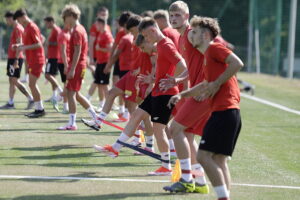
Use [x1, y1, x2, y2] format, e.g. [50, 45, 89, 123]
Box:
[96, 30, 114, 64]
[8, 23, 24, 59]
[117, 33, 133, 71]
[203, 43, 240, 111]
[153, 37, 181, 96]
[23, 21, 45, 65]
[47, 24, 61, 59]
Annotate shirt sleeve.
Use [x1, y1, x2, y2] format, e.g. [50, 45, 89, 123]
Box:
[163, 42, 182, 65]
[210, 43, 232, 63]
[117, 37, 127, 52]
[89, 25, 98, 37]
[72, 30, 82, 46]
[30, 26, 41, 44]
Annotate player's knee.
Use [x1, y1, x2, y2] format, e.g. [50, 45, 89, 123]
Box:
[197, 150, 209, 166]
[169, 121, 184, 137]
[108, 87, 121, 97]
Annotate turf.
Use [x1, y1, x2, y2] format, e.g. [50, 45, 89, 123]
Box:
[0, 64, 299, 200]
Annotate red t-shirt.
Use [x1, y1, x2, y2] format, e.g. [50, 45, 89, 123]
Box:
[47, 25, 61, 59]
[115, 28, 126, 46]
[90, 23, 111, 59]
[57, 29, 70, 64]
[8, 23, 24, 59]
[153, 37, 181, 96]
[139, 52, 153, 75]
[162, 27, 180, 50]
[130, 43, 142, 71]
[117, 33, 133, 71]
[203, 43, 240, 111]
[179, 26, 205, 87]
[23, 21, 45, 65]
[96, 30, 114, 64]
[69, 24, 88, 68]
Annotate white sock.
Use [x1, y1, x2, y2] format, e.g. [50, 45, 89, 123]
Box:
[56, 87, 63, 93]
[119, 105, 125, 114]
[99, 100, 105, 108]
[68, 113, 76, 126]
[132, 130, 141, 143]
[161, 152, 171, 169]
[123, 109, 130, 119]
[99, 111, 108, 120]
[52, 90, 58, 99]
[63, 103, 69, 111]
[8, 98, 14, 105]
[35, 101, 44, 110]
[112, 132, 130, 152]
[214, 185, 229, 199]
[27, 95, 33, 101]
[145, 135, 154, 149]
[192, 163, 207, 185]
[87, 106, 97, 120]
[169, 139, 175, 151]
[180, 158, 192, 182]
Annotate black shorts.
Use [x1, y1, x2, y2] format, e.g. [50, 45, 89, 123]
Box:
[94, 63, 110, 85]
[7, 58, 23, 78]
[199, 109, 242, 156]
[45, 59, 58, 75]
[139, 93, 174, 125]
[57, 63, 67, 83]
[113, 60, 121, 76]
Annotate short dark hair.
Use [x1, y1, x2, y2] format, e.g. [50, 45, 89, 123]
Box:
[96, 17, 106, 25]
[13, 8, 27, 20]
[44, 16, 54, 22]
[135, 34, 145, 46]
[140, 10, 154, 18]
[4, 11, 14, 18]
[118, 11, 133, 27]
[138, 17, 157, 32]
[190, 16, 220, 39]
[126, 15, 142, 30]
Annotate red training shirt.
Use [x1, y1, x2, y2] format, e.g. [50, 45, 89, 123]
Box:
[96, 30, 114, 64]
[162, 26, 180, 50]
[203, 42, 240, 111]
[57, 29, 70, 64]
[153, 37, 181, 96]
[47, 24, 61, 59]
[8, 23, 24, 59]
[69, 24, 88, 68]
[23, 21, 45, 65]
[117, 33, 133, 71]
[90, 23, 111, 59]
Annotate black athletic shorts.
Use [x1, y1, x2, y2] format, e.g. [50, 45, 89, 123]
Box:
[113, 59, 121, 76]
[7, 58, 23, 78]
[45, 58, 58, 75]
[57, 63, 67, 83]
[94, 63, 110, 85]
[139, 93, 174, 125]
[199, 109, 242, 156]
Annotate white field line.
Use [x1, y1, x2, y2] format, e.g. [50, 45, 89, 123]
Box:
[0, 175, 300, 190]
[241, 93, 300, 115]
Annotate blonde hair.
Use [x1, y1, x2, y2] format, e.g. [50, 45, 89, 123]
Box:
[168, 1, 189, 14]
[61, 4, 81, 20]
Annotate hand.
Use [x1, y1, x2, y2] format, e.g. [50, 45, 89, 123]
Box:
[88, 65, 96, 74]
[194, 80, 220, 101]
[67, 68, 75, 80]
[159, 74, 176, 92]
[12, 44, 22, 50]
[103, 64, 111, 74]
[13, 60, 19, 69]
[167, 94, 181, 109]
[145, 85, 153, 97]
[137, 72, 154, 85]
[63, 65, 69, 75]
[132, 68, 140, 76]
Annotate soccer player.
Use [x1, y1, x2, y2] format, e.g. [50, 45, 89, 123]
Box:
[86, 7, 111, 102]
[107, 11, 133, 118]
[94, 17, 114, 112]
[173, 16, 243, 200]
[44, 16, 63, 110]
[13, 9, 46, 118]
[153, 9, 180, 50]
[161, 1, 211, 193]
[0, 11, 34, 110]
[91, 17, 187, 176]
[58, 4, 98, 130]
[57, 19, 71, 114]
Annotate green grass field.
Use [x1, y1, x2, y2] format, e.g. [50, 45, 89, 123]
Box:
[0, 61, 299, 200]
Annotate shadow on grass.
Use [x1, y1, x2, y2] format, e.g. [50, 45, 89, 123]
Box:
[11, 145, 91, 152]
[8, 192, 175, 200]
